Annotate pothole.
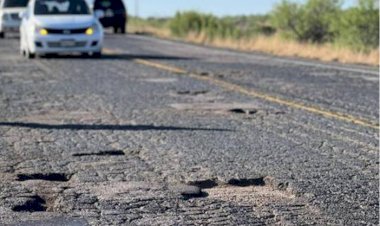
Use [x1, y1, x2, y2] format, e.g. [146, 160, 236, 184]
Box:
[170, 102, 286, 117]
[72, 150, 125, 157]
[187, 179, 219, 189]
[228, 177, 265, 187]
[182, 176, 268, 199]
[229, 108, 257, 115]
[170, 103, 259, 111]
[16, 173, 71, 182]
[176, 90, 209, 96]
[12, 195, 47, 212]
[187, 177, 266, 189]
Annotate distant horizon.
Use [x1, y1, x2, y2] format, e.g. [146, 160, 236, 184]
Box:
[85, 0, 357, 18]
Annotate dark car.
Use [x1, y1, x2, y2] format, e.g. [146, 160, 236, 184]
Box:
[94, 0, 127, 34]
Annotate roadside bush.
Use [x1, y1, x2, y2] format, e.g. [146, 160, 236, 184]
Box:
[271, 1, 304, 40]
[169, 11, 273, 40]
[271, 0, 341, 43]
[333, 0, 379, 51]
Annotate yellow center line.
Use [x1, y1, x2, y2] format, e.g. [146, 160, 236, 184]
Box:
[103, 48, 379, 130]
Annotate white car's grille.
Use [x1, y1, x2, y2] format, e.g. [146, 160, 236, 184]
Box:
[47, 41, 87, 48]
[46, 28, 88, 35]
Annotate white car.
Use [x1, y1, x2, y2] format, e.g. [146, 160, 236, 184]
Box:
[20, 0, 104, 58]
[0, 0, 29, 38]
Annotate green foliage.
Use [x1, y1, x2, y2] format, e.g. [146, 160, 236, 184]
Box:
[169, 11, 274, 40]
[134, 0, 378, 52]
[333, 0, 379, 51]
[271, 0, 303, 40]
[271, 0, 341, 43]
[271, 0, 379, 50]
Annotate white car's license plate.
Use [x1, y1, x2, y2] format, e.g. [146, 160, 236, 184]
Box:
[61, 40, 76, 47]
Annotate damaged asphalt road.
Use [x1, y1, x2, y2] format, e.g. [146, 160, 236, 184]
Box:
[0, 34, 378, 225]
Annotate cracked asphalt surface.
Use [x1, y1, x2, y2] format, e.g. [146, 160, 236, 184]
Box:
[0, 33, 379, 225]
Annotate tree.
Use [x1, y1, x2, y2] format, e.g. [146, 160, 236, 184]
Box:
[334, 0, 379, 51]
[271, 0, 304, 40]
[271, 0, 341, 43]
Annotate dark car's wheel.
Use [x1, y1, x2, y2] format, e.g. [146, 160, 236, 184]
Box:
[113, 26, 118, 34]
[81, 52, 90, 58]
[0, 32, 4, 39]
[92, 51, 102, 58]
[120, 24, 126, 34]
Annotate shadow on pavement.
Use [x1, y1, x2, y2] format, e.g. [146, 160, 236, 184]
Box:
[0, 122, 231, 132]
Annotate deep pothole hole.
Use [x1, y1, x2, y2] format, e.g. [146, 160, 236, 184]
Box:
[229, 108, 257, 115]
[187, 179, 219, 189]
[182, 177, 267, 199]
[188, 177, 266, 189]
[181, 192, 209, 200]
[12, 195, 47, 212]
[16, 173, 70, 182]
[72, 150, 125, 157]
[177, 90, 209, 96]
[227, 177, 265, 187]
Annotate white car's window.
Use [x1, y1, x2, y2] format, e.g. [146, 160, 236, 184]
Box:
[3, 0, 29, 8]
[34, 0, 90, 15]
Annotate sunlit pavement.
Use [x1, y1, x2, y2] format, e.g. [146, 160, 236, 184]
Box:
[0, 33, 378, 225]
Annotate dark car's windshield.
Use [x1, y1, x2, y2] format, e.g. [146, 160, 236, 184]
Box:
[34, 0, 90, 15]
[3, 0, 29, 8]
[94, 0, 125, 10]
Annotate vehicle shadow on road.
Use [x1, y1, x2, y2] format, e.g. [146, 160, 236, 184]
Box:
[0, 122, 232, 132]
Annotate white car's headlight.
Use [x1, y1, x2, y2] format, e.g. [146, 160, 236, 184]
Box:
[35, 26, 48, 35]
[85, 23, 98, 36]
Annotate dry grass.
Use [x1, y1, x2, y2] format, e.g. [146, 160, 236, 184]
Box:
[128, 24, 379, 66]
[128, 23, 171, 38]
[209, 35, 379, 66]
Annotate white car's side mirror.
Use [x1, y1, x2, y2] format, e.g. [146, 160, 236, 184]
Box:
[94, 10, 104, 19]
[18, 11, 26, 19]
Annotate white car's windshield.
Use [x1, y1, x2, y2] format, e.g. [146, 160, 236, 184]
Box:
[3, 0, 29, 8]
[34, 0, 90, 15]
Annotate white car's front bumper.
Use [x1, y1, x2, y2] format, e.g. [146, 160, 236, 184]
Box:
[31, 33, 103, 54]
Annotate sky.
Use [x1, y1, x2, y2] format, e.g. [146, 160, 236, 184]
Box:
[121, 0, 357, 18]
